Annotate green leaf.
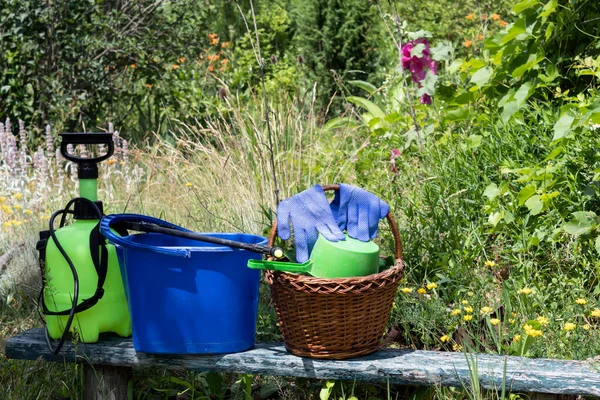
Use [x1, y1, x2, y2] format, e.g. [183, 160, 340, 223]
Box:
[348, 80, 377, 95]
[539, 63, 559, 83]
[545, 22, 555, 41]
[552, 113, 576, 141]
[319, 381, 335, 400]
[540, 0, 558, 19]
[411, 43, 427, 58]
[514, 82, 533, 107]
[563, 211, 597, 236]
[466, 135, 482, 149]
[417, 71, 438, 96]
[543, 146, 563, 161]
[501, 18, 528, 45]
[323, 117, 359, 130]
[470, 67, 492, 87]
[518, 185, 537, 206]
[431, 41, 453, 61]
[512, 0, 539, 14]
[525, 195, 543, 215]
[595, 236, 600, 256]
[489, 211, 503, 227]
[484, 183, 500, 200]
[512, 54, 544, 78]
[346, 96, 385, 118]
[501, 100, 520, 122]
[407, 30, 432, 39]
[444, 107, 469, 121]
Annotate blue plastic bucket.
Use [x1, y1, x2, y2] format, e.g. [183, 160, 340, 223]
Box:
[100, 214, 266, 354]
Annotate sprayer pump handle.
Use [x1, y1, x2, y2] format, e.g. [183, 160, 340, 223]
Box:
[59, 132, 114, 164]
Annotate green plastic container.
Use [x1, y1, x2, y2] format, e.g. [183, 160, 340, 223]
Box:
[43, 133, 131, 344]
[44, 219, 132, 342]
[248, 234, 380, 278]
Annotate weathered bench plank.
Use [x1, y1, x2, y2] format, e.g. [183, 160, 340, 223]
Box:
[5, 328, 600, 396]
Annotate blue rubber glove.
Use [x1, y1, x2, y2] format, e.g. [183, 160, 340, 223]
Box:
[330, 184, 390, 242]
[277, 185, 346, 263]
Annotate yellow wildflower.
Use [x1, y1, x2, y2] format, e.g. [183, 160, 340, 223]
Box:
[400, 287, 413, 293]
[172, 64, 180, 70]
[2, 205, 12, 213]
[484, 260, 496, 268]
[465, 13, 475, 20]
[509, 318, 516, 324]
[563, 322, 576, 331]
[464, 314, 473, 322]
[523, 324, 543, 337]
[467, 291, 474, 297]
[464, 306, 473, 313]
[576, 298, 587, 305]
[453, 343, 463, 351]
[440, 334, 450, 343]
[3, 221, 12, 227]
[499, 20, 509, 28]
[477, 34, 484, 40]
[185, 182, 193, 187]
[426, 282, 438, 290]
[461, 300, 469, 305]
[417, 288, 426, 294]
[591, 309, 600, 317]
[537, 316, 549, 326]
[583, 324, 591, 331]
[24, 209, 33, 215]
[12, 220, 22, 227]
[490, 13, 501, 21]
[0, 196, 5, 203]
[490, 318, 500, 326]
[13, 204, 21, 210]
[513, 334, 521, 342]
[463, 40, 473, 48]
[13, 193, 23, 200]
[518, 288, 533, 295]
[529, 329, 543, 338]
[480, 306, 493, 314]
[450, 309, 462, 316]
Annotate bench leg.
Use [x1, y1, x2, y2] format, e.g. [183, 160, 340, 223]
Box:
[83, 364, 132, 400]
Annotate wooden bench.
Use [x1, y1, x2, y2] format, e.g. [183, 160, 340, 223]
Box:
[5, 328, 600, 399]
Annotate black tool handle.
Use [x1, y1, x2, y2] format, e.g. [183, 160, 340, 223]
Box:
[127, 221, 284, 258]
[60, 133, 114, 164]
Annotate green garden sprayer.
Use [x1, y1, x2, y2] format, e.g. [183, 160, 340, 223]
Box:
[37, 132, 131, 354]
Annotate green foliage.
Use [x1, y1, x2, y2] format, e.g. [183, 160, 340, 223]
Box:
[347, 0, 600, 360]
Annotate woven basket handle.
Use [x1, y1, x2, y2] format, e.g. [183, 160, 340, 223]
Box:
[268, 184, 403, 262]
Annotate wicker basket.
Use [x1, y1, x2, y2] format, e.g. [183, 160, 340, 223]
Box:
[265, 184, 405, 359]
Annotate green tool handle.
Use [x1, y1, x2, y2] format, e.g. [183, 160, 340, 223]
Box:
[127, 221, 284, 258]
[247, 259, 313, 273]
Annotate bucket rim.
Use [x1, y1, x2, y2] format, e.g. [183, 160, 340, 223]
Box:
[101, 213, 267, 258]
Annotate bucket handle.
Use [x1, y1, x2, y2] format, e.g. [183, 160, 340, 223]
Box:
[100, 214, 192, 258]
[268, 184, 404, 263]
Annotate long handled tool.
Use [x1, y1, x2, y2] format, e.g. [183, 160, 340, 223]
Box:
[102, 214, 284, 259]
[126, 221, 284, 259]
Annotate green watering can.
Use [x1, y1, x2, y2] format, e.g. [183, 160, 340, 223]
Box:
[248, 234, 380, 278]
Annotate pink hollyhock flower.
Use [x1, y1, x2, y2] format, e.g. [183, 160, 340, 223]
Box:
[390, 148, 401, 173]
[401, 38, 437, 104]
